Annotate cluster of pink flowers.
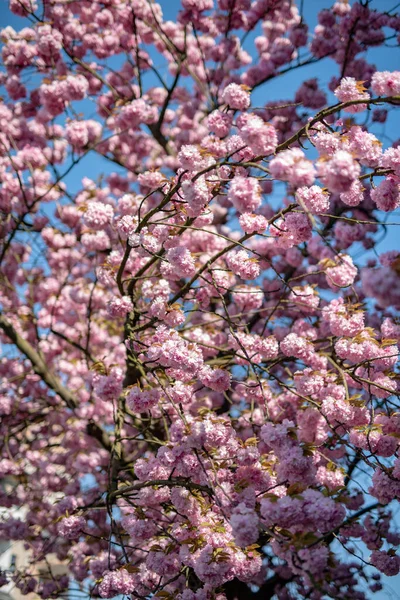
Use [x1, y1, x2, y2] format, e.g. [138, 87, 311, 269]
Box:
[371, 71, 400, 96]
[238, 114, 278, 156]
[270, 148, 315, 187]
[66, 120, 102, 150]
[57, 516, 86, 540]
[226, 249, 260, 280]
[295, 185, 330, 214]
[98, 570, 136, 598]
[222, 83, 251, 111]
[334, 77, 370, 111]
[227, 175, 261, 214]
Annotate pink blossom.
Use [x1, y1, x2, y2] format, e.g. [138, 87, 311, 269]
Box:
[182, 0, 214, 10]
[370, 468, 400, 504]
[36, 24, 63, 58]
[340, 179, 365, 206]
[231, 285, 264, 312]
[295, 78, 327, 109]
[348, 126, 382, 167]
[230, 503, 259, 547]
[222, 83, 251, 111]
[182, 177, 211, 216]
[334, 77, 370, 112]
[83, 201, 114, 229]
[289, 285, 319, 313]
[238, 114, 278, 156]
[371, 71, 400, 96]
[319, 150, 361, 194]
[238, 212, 268, 233]
[370, 176, 400, 212]
[178, 145, 205, 171]
[227, 175, 261, 214]
[207, 110, 233, 137]
[81, 230, 110, 250]
[10, 0, 38, 15]
[270, 148, 315, 187]
[107, 296, 133, 318]
[199, 366, 231, 391]
[295, 185, 330, 214]
[226, 249, 260, 280]
[58, 516, 85, 539]
[126, 386, 160, 412]
[322, 298, 365, 336]
[322, 254, 357, 288]
[370, 551, 400, 577]
[98, 570, 136, 598]
[117, 98, 157, 129]
[2, 5, 400, 599]
[381, 147, 400, 176]
[166, 246, 196, 277]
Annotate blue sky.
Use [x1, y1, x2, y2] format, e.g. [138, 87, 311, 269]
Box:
[1, 0, 400, 598]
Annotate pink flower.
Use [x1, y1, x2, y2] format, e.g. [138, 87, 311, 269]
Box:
[361, 262, 400, 309]
[348, 126, 382, 167]
[270, 148, 315, 187]
[107, 296, 133, 318]
[230, 503, 259, 547]
[231, 285, 264, 312]
[182, 177, 211, 216]
[81, 230, 110, 250]
[83, 201, 114, 229]
[289, 285, 319, 313]
[117, 98, 157, 129]
[222, 83, 251, 111]
[370, 551, 400, 577]
[207, 110, 233, 137]
[322, 254, 357, 289]
[226, 249, 260, 280]
[238, 114, 278, 156]
[295, 185, 330, 214]
[92, 367, 124, 401]
[199, 366, 231, 391]
[316, 465, 345, 490]
[322, 298, 364, 336]
[98, 570, 136, 598]
[238, 212, 268, 233]
[371, 71, 400, 96]
[280, 332, 312, 360]
[381, 147, 400, 176]
[370, 468, 400, 504]
[126, 386, 160, 412]
[147, 326, 204, 375]
[182, 0, 213, 10]
[227, 175, 261, 214]
[36, 24, 63, 58]
[64, 75, 90, 101]
[295, 78, 327, 109]
[370, 176, 400, 212]
[270, 212, 312, 248]
[178, 145, 205, 171]
[340, 180, 365, 207]
[166, 246, 196, 277]
[40, 80, 67, 116]
[319, 150, 361, 193]
[10, 0, 38, 15]
[58, 516, 85, 539]
[334, 77, 370, 112]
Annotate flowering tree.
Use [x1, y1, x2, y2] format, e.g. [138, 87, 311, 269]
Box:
[1, 0, 400, 598]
